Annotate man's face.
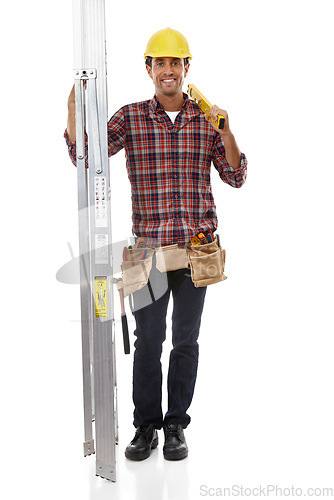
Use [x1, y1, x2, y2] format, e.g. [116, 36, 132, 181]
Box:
[146, 57, 189, 97]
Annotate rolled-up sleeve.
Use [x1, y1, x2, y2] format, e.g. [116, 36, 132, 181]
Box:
[64, 129, 86, 167]
[64, 107, 126, 167]
[212, 133, 247, 188]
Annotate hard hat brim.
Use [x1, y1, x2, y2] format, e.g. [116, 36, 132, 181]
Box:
[144, 52, 192, 59]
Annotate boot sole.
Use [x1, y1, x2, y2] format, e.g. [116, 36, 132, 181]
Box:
[125, 436, 159, 461]
[163, 447, 188, 461]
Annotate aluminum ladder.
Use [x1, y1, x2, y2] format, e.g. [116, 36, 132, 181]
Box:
[72, 0, 117, 481]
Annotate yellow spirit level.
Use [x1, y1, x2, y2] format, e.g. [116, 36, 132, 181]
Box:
[187, 84, 225, 130]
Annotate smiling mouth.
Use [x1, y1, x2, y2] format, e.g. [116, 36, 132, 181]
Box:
[161, 79, 176, 83]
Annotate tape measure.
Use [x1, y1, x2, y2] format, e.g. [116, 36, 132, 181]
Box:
[187, 84, 225, 130]
[190, 230, 214, 245]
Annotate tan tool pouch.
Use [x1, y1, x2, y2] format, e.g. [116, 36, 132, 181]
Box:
[120, 239, 226, 296]
[121, 248, 154, 297]
[186, 238, 227, 288]
[155, 244, 189, 273]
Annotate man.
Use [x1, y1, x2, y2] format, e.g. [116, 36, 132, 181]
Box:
[65, 27, 247, 461]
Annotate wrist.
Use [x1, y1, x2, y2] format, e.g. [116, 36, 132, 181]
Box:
[219, 128, 233, 139]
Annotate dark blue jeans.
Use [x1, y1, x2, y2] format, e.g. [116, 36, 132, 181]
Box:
[132, 264, 207, 429]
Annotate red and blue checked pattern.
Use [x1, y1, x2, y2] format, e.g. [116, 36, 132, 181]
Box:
[65, 93, 247, 246]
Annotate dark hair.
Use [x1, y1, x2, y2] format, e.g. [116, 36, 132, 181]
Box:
[145, 56, 190, 68]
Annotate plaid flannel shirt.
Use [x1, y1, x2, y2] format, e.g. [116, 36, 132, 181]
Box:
[65, 93, 247, 246]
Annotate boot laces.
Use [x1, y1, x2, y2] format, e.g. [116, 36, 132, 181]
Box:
[136, 425, 152, 436]
[165, 423, 179, 436]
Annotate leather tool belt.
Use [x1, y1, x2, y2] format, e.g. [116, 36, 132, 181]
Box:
[117, 238, 226, 298]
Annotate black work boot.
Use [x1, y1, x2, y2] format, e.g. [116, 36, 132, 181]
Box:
[163, 423, 188, 460]
[125, 424, 159, 461]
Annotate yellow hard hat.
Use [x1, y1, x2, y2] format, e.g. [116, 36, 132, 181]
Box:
[144, 27, 192, 60]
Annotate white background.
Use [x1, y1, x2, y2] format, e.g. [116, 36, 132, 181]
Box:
[1, 0, 333, 498]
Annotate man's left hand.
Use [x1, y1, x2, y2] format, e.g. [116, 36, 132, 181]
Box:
[205, 105, 242, 169]
[205, 105, 230, 135]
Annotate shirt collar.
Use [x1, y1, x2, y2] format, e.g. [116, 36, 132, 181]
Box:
[149, 93, 200, 118]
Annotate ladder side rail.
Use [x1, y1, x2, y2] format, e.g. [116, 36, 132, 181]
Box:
[73, 1, 97, 457]
[113, 320, 119, 445]
[85, 74, 116, 481]
[74, 75, 95, 456]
